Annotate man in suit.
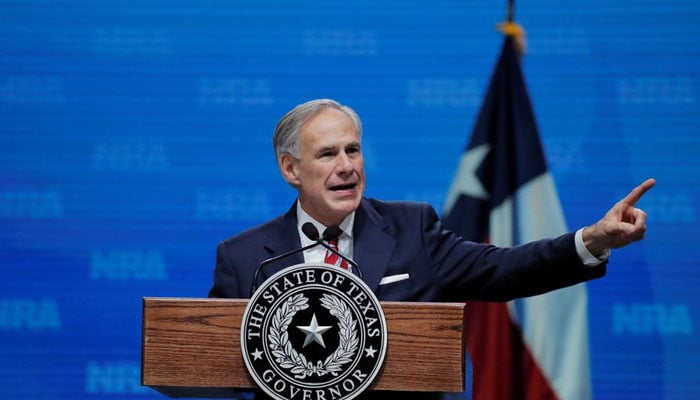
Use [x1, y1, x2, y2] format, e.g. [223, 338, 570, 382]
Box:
[208, 98, 654, 398]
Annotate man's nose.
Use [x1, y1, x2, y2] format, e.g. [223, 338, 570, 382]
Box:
[336, 152, 354, 172]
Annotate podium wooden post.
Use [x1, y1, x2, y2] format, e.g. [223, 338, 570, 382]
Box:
[142, 297, 466, 398]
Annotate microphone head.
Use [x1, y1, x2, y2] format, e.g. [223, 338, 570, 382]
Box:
[301, 222, 320, 241]
[322, 225, 343, 241]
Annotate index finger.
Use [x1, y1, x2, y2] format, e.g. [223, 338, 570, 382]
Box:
[621, 178, 656, 206]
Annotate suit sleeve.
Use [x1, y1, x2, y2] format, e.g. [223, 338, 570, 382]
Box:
[422, 204, 607, 302]
[208, 241, 242, 298]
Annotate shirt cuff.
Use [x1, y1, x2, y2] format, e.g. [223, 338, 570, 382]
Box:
[575, 228, 610, 266]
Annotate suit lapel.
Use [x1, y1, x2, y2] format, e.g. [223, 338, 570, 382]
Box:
[261, 199, 396, 292]
[353, 199, 396, 292]
[260, 203, 304, 280]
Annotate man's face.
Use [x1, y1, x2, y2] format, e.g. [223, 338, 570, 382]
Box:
[280, 108, 365, 226]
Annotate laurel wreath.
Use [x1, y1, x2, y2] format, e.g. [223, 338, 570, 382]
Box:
[268, 293, 358, 379]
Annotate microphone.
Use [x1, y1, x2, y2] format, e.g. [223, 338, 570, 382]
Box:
[302, 222, 321, 241]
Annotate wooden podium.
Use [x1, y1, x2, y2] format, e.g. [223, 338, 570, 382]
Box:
[142, 297, 466, 398]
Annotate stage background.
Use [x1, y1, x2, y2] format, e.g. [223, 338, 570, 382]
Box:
[0, 1, 697, 398]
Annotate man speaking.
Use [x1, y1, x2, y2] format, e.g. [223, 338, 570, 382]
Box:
[208, 98, 655, 399]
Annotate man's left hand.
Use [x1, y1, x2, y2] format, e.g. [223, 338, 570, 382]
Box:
[583, 178, 656, 256]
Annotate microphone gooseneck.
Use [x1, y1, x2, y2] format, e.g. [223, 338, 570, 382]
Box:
[250, 222, 323, 297]
[250, 223, 364, 297]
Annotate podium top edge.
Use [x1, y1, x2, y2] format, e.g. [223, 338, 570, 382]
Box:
[142, 297, 466, 309]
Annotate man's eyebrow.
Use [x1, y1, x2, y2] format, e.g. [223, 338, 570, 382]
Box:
[315, 144, 337, 155]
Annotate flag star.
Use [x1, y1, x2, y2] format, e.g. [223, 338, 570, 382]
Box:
[251, 348, 263, 361]
[364, 345, 377, 358]
[296, 313, 332, 348]
[443, 143, 491, 214]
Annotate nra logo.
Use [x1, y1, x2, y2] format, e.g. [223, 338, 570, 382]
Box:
[195, 189, 272, 221]
[90, 250, 167, 281]
[0, 190, 63, 219]
[198, 78, 273, 106]
[85, 362, 150, 394]
[618, 77, 695, 106]
[613, 302, 692, 335]
[0, 75, 65, 104]
[528, 28, 590, 56]
[93, 140, 169, 172]
[635, 191, 694, 223]
[303, 29, 378, 56]
[406, 79, 480, 108]
[94, 27, 171, 56]
[0, 299, 61, 330]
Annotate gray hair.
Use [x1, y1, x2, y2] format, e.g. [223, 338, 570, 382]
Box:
[273, 99, 363, 160]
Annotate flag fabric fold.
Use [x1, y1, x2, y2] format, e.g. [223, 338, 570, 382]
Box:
[442, 35, 592, 400]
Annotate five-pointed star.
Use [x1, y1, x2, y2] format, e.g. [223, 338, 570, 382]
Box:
[251, 348, 263, 361]
[443, 143, 491, 214]
[296, 313, 332, 348]
[364, 345, 377, 358]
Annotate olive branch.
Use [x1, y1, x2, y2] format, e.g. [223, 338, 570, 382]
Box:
[268, 293, 358, 379]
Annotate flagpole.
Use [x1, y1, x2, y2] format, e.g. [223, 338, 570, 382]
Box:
[498, 0, 525, 56]
[506, 0, 514, 22]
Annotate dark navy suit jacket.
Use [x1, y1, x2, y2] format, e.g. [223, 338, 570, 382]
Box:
[209, 198, 606, 302]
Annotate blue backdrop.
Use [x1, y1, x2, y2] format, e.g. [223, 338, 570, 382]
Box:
[1, 1, 698, 399]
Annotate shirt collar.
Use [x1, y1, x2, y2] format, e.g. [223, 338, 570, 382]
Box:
[296, 201, 355, 243]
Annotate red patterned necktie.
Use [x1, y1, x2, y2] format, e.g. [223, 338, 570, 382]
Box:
[324, 238, 349, 270]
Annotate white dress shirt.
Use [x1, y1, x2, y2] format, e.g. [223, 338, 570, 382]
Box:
[296, 202, 355, 268]
[575, 228, 610, 266]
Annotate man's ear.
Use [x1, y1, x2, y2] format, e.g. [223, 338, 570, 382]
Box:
[279, 153, 300, 186]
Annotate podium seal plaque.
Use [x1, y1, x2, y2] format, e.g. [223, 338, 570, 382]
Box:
[241, 263, 387, 400]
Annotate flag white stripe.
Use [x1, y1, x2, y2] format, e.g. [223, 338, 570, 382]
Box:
[490, 172, 592, 400]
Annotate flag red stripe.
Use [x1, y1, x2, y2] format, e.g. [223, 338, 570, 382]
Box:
[466, 302, 558, 400]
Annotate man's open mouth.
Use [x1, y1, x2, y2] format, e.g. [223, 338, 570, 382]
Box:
[329, 183, 356, 191]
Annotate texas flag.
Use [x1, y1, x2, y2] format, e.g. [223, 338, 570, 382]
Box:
[441, 34, 592, 400]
